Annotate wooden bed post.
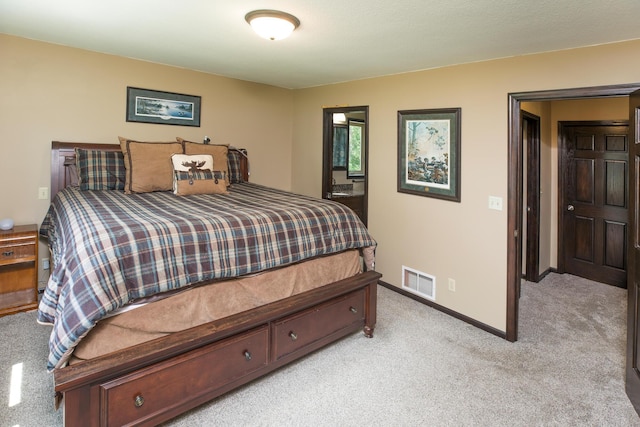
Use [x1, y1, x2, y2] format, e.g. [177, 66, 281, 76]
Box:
[364, 281, 377, 338]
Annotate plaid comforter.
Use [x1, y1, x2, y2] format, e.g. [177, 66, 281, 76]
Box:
[38, 183, 376, 370]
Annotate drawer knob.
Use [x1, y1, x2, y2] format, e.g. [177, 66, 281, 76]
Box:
[289, 331, 298, 341]
[349, 306, 358, 314]
[2, 250, 14, 257]
[244, 350, 252, 361]
[134, 394, 145, 408]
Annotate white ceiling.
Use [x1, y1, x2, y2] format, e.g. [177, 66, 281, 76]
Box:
[1, 0, 640, 89]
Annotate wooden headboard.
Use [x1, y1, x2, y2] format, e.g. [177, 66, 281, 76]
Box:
[50, 141, 249, 200]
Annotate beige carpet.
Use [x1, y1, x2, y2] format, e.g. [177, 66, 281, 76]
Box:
[1, 273, 639, 426]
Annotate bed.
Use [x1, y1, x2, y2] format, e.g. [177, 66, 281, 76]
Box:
[40, 141, 381, 426]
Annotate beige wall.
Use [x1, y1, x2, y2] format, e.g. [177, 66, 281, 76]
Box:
[292, 40, 640, 332]
[0, 34, 294, 285]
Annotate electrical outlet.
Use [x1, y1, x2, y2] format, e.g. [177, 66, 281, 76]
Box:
[42, 258, 50, 270]
[448, 278, 456, 292]
[38, 187, 49, 200]
[488, 196, 503, 211]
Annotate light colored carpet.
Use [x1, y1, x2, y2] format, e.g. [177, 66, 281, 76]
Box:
[1, 273, 639, 426]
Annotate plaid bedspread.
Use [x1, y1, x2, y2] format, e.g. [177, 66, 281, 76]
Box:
[38, 183, 376, 370]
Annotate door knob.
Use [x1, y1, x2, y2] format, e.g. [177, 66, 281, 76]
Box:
[567, 205, 575, 211]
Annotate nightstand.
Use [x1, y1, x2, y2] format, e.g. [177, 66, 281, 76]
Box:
[0, 224, 38, 316]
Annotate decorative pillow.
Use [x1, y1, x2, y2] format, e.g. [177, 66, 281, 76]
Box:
[64, 155, 80, 187]
[118, 137, 183, 194]
[178, 138, 230, 186]
[171, 154, 228, 196]
[227, 149, 246, 184]
[76, 148, 126, 191]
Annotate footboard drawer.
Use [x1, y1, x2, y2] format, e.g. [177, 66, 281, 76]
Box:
[99, 325, 268, 427]
[272, 289, 365, 361]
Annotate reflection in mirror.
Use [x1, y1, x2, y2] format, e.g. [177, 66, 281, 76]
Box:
[332, 112, 366, 192]
[323, 106, 369, 226]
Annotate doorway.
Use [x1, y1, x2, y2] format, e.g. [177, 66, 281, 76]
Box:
[506, 84, 640, 342]
[322, 106, 369, 226]
[522, 111, 541, 283]
[513, 92, 640, 415]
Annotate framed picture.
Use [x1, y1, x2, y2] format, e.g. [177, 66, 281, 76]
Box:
[333, 125, 347, 170]
[397, 108, 461, 202]
[126, 87, 201, 127]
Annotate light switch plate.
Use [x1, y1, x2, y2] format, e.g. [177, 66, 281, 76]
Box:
[38, 187, 49, 200]
[488, 196, 503, 211]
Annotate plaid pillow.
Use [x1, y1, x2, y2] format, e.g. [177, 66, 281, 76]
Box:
[76, 148, 126, 191]
[227, 149, 246, 183]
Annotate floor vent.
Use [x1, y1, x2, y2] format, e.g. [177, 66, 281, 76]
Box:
[402, 266, 436, 301]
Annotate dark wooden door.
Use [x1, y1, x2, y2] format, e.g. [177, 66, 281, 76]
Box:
[626, 89, 640, 415]
[561, 121, 629, 288]
[523, 111, 541, 283]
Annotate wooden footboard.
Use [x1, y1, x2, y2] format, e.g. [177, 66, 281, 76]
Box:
[55, 271, 381, 426]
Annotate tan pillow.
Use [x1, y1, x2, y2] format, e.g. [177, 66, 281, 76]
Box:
[118, 137, 183, 194]
[171, 154, 228, 196]
[178, 138, 230, 186]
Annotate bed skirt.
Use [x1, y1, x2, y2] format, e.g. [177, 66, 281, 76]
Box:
[69, 249, 362, 364]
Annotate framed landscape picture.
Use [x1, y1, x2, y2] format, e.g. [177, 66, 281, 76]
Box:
[126, 87, 201, 127]
[397, 108, 461, 202]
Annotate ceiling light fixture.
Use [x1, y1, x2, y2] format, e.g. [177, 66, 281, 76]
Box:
[245, 9, 300, 41]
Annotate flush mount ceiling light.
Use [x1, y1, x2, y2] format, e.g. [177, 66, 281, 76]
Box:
[245, 9, 300, 41]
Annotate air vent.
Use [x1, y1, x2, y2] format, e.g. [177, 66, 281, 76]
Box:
[402, 266, 435, 301]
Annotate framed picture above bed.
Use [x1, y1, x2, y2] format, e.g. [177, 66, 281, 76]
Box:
[126, 87, 201, 127]
[397, 108, 461, 202]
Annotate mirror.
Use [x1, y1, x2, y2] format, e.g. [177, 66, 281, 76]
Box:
[323, 106, 369, 226]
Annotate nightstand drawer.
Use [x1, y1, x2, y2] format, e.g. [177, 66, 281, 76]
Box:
[0, 224, 39, 316]
[0, 241, 36, 265]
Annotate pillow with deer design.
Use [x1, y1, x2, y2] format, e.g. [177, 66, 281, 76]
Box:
[171, 154, 228, 196]
[178, 139, 230, 187]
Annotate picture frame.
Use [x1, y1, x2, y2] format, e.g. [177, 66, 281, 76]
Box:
[397, 108, 461, 202]
[126, 87, 201, 127]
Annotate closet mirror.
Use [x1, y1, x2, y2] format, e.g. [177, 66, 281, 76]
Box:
[322, 106, 369, 226]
